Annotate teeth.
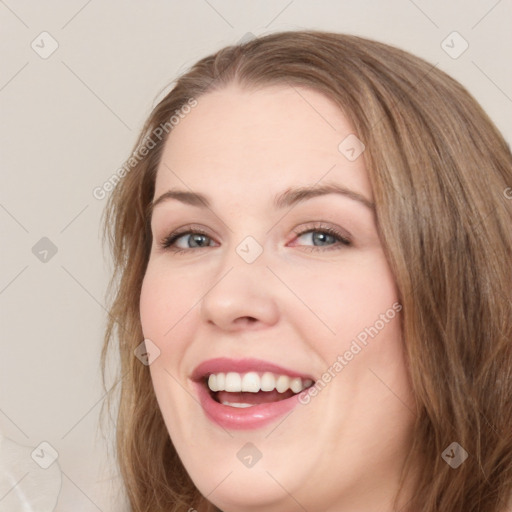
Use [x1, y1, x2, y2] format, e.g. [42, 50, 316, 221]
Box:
[206, 371, 313, 394]
[221, 402, 255, 408]
[225, 372, 242, 392]
[290, 377, 303, 394]
[241, 372, 260, 392]
[208, 374, 218, 392]
[216, 372, 225, 390]
[260, 372, 275, 391]
[276, 375, 289, 393]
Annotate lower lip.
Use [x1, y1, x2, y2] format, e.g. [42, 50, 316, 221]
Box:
[193, 381, 303, 430]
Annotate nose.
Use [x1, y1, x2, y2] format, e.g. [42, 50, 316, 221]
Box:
[199, 252, 280, 332]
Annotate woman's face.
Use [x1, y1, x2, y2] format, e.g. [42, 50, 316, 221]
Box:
[140, 84, 416, 512]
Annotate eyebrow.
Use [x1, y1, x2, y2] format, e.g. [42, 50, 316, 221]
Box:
[150, 182, 375, 214]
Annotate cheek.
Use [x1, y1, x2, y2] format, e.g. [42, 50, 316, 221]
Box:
[279, 252, 399, 346]
[339, 260, 399, 331]
[139, 267, 196, 418]
[139, 262, 200, 341]
[139, 274, 166, 340]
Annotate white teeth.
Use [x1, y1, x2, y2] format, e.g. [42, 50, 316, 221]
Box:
[241, 372, 260, 392]
[260, 372, 275, 391]
[208, 374, 218, 392]
[290, 377, 303, 394]
[275, 375, 290, 393]
[216, 372, 225, 390]
[206, 371, 313, 394]
[225, 372, 242, 392]
[220, 401, 255, 408]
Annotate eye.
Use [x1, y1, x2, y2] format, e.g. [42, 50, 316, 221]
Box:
[159, 226, 216, 254]
[291, 223, 352, 251]
[158, 222, 352, 254]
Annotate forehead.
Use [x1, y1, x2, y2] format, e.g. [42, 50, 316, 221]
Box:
[154, 84, 371, 202]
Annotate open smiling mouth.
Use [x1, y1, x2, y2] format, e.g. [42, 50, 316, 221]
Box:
[191, 359, 317, 429]
[206, 372, 314, 408]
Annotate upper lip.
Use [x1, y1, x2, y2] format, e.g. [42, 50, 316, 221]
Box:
[191, 357, 316, 382]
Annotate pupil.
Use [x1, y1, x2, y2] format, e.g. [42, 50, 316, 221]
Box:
[191, 234, 207, 247]
[313, 232, 332, 245]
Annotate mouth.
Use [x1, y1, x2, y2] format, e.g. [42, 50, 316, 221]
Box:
[206, 371, 314, 407]
[191, 358, 316, 430]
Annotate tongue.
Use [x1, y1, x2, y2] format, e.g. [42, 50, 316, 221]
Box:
[216, 389, 296, 405]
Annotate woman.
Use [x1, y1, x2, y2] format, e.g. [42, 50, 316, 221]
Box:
[101, 30, 512, 512]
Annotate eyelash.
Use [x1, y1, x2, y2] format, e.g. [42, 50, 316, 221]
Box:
[158, 223, 352, 254]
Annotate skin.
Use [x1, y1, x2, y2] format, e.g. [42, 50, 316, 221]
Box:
[139, 83, 417, 512]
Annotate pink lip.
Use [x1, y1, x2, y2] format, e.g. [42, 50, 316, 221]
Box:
[190, 357, 315, 430]
[193, 380, 304, 430]
[191, 357, 315, 381]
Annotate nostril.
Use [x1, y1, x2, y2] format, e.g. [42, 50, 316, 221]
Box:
[235, 316, 258, 326]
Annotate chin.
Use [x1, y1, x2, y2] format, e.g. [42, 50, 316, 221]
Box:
[197, 474, 298, 512]
[180, 447, 311, 512]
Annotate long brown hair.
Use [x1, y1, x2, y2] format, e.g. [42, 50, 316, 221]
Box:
[100, 30, 512, 512]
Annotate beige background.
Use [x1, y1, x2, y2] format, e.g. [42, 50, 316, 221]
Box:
[0, 1, 510, 510]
